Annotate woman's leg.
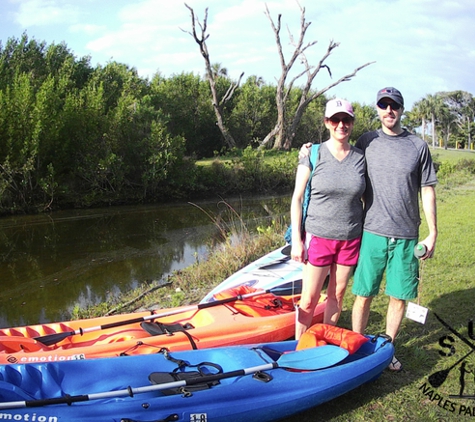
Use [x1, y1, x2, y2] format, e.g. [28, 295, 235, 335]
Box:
[296, 262, 330, 339]
[324, 263, 353, 325]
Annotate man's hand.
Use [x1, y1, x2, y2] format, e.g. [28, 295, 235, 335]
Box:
[298, 142, 313, 160]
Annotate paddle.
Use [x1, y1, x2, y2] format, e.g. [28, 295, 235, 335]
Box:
[281, 244, 291, 256]
[30, 281, 303, 347]
[428, 348, 475, 388]
[255, 245, 295, 269]
[0, 345, 349, 409]
[257, 256, 291, 270]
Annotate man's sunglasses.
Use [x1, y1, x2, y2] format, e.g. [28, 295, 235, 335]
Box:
[377, 100, 402, 111]
[328, 116, 354, 125]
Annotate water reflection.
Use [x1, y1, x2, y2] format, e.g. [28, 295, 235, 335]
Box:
[0, 196, 290, 328]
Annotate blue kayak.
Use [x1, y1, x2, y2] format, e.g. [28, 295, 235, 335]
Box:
[0, 328, 394, 421]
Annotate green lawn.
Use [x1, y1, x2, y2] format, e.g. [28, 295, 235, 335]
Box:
[286, 172, 475, 421]
[430, 147, 475, 162]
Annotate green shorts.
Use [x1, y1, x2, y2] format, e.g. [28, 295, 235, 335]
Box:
[351, 231, 420, 300]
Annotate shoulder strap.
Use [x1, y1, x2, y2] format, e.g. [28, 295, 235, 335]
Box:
[309, 144, 320, 172]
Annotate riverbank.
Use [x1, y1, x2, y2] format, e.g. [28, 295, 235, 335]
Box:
[71, 223, 287, 319]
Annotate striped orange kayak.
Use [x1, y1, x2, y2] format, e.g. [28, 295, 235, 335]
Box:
[0, 283, 326, 364]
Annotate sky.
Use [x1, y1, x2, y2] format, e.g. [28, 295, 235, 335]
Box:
[1, 0, 475, 110]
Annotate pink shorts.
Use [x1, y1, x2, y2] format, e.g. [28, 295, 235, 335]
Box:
[305, 234, 361, 267]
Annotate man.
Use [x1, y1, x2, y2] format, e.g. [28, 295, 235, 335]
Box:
[351, 87, 437, 372]
[300, 87, 438, 372]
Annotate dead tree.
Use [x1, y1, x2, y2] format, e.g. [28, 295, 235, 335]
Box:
[184, 3, 243, 149]
[262, 3, 374, 150]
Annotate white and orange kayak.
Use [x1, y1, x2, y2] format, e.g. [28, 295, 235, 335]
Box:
[0, 282, 325, 365]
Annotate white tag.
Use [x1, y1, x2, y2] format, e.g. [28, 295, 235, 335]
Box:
[406, 301, 428, 324]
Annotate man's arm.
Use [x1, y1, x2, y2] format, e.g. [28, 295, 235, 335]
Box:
[420, 185, 437, 259]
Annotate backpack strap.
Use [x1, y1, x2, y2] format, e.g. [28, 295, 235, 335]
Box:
[301, 144, 320, 225]
[309, 143, 320, 173]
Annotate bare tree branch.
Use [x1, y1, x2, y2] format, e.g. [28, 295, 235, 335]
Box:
[183, 3, 241, 149]
[262, 2, 375, 149]
[221, 72, 245, 105]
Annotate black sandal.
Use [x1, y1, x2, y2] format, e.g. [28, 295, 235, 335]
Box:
[388, 355, 403, 372]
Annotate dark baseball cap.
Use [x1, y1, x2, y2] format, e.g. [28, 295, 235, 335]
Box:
[376, 87, 404, 107]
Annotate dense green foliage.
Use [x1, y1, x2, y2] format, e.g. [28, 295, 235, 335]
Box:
[1, 34, 474, 215]
[0, 34, 349, 214]
[406, 91, 475, 150]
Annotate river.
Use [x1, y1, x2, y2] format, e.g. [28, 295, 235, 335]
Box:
[0, 195, 290, 328]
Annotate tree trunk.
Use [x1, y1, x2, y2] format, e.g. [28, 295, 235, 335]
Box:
[184, 4, 239, 149]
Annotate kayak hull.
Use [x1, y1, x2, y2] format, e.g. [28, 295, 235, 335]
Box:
[0, 288, 325, 364]
[0, 333, 394, 421]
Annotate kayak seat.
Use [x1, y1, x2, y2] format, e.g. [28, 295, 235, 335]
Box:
[213, 285, 296, 318]
[141, 322, 195, 336]
[0, 364, 64, 401]
[0, 336, 45, 353]
[0, 380, 34, 401]
[229, 297, 294, 317]
[148, 371, 220, 396]
[0, 324, 66, 352]
[141, 322, 198, 349]
[297, 324, 369, 354]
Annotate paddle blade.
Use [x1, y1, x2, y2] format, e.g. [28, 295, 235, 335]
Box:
[258, 256, 291, 270]
[34, 331, 74, 346]
[281, 245, 291, 256]
[268, 280, 302, 296]
[277, 345, 349, 371]
[428, 370, 449, 388]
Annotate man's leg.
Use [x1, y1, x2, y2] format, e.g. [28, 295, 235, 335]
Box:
[352, 295, 374, 334]
[386, 296, 406, 342]
[386, 296, 406, 371]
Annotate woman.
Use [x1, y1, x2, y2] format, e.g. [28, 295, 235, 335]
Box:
[290, 99, 366, 339]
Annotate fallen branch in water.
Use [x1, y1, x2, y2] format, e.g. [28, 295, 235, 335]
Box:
[105, 279, 172, 316]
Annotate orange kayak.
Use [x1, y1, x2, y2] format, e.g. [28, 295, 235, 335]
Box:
[0, 284, 325, 364]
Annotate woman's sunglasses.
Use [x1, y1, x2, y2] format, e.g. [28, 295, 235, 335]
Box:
[328, 116, 354, 125]
[377, 100, 402, 110]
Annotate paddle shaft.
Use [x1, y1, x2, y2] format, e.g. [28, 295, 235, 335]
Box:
[32, 282, 302, 346]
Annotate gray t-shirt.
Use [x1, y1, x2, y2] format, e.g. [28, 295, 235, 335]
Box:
[300, 142, 366, 240]
[356, 129, 437, 239]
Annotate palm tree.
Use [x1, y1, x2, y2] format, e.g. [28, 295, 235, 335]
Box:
[425, 94, 443, 148]
[410, 99, 429, 141]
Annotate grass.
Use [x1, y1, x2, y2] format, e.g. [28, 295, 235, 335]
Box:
[74, 151, 475, 422]
[286, 171, 475, 422]
[431, 146, 475, 163]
